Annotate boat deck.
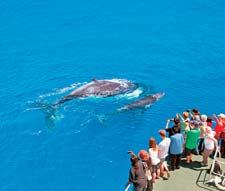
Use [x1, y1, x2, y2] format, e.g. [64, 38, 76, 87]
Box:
[154, 155, 225, 191]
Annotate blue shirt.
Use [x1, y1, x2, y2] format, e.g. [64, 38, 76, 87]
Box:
[170, 133, 184, 155]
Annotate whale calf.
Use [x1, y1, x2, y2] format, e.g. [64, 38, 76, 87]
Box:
[118, 92, 165, 111]
[55, 79, 136, 105]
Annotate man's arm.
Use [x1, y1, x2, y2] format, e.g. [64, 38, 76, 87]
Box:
[165, 119, 173, 129]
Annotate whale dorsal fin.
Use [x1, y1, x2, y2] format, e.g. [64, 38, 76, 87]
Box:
[92, 78, 98, 83]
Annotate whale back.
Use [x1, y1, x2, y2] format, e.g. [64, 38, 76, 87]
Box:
[69, 80, 133, 97]
[119, 92, 165, 111]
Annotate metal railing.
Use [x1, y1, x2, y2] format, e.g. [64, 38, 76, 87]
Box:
[124, 183, 131, 191]
[207, 144, 225, 190]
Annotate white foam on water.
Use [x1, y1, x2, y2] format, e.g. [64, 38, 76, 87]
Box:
[24, 107, 42, 112]
[105, 78, 144, 99]
[73, 130, 81, 134]
[107, 78, 130, 88]
[117, 88, 143, 99]
[55, 83, 82, 94]
[126, 88, 143, 99]
[51, 112, 64, 121]
[38, 79, 133, 100]
[80, 118, 92, 127]
[31, 130, 42, 136]
[38, 82, 83, 99]
[144, 104, 152, 108]
[96, 114, 107, 124]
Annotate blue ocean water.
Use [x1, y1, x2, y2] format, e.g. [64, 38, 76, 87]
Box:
[0, 0, 225, 190]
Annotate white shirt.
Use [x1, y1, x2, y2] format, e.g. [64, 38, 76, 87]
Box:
[148, 148, 160, 165]
[204, 135, 215, 150]
[158, 138, 171, 159]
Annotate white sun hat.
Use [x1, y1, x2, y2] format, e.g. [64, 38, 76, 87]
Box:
[201, 114, 207, 122]
[218, 113, 225, 118]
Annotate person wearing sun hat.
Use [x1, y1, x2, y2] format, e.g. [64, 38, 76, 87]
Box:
[219, 113, 225, 118]
[213, 113, 225, 139]
[197, 114, 208, 154]
[165, 117, 181, 137]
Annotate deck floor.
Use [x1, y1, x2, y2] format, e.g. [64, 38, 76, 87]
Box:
[154, 155, 225, 191]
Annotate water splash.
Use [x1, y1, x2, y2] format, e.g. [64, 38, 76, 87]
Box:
[38, 82, 84, 99]
[117, 88, 143, 100]
[26, 79, 144, 127]
[26, 101, 64, 128]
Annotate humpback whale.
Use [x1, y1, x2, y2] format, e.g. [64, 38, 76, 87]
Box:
[55, 79, 137, 105]
[118, 92, 165, 111]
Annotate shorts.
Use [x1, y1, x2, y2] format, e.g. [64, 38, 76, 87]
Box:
[160, 156, 168, 164]
[185, 147, 195, 155]
[160, 158, 166, 163]
[152, 163, 160, 173]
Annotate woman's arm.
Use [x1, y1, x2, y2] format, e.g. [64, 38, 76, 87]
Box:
[165, 119, 173, 129]
[213, 114, 219, 124]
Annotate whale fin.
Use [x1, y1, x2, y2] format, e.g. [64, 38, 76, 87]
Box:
[53, 95, 77, 107]
[92, 78, 98, 83]
[29, 101, 62, 128]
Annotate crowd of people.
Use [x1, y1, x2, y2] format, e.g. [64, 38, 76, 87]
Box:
[125, 109, 225, 191]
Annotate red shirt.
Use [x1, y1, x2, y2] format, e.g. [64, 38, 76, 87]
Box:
[207, 121, 212, 127]
[214, 119, 225, 139]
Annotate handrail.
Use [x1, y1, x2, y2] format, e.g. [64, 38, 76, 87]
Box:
[209, 146, 220, 178]
[124, 184, 131, 191]
[206, 144, 225, 190]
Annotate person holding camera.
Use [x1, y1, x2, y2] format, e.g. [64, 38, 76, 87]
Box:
[165, 117, 181, 137]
